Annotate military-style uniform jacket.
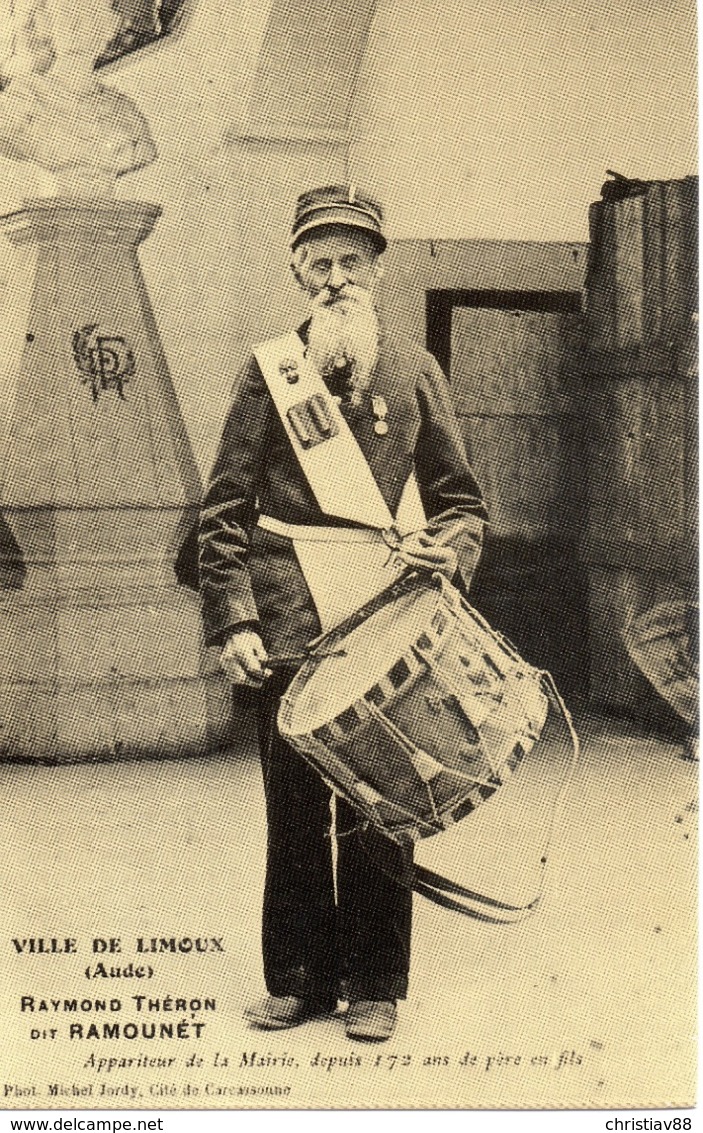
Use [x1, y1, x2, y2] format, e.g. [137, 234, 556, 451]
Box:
[199, 325, 489, 659]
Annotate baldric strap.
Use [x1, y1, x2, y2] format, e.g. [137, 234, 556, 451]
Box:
[253, 332, 396, 530]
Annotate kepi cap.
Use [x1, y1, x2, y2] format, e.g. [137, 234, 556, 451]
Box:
[291, 184, 386, 252]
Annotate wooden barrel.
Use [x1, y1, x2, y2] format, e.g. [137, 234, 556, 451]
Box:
[582, 175, 698, 725]
[586, 175, 698, 375]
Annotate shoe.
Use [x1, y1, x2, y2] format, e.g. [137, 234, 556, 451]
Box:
[243, 994, 335, 1030]
[345, 999, 397, 1042]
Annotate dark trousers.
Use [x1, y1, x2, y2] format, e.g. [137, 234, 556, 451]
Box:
[256, 672, 413, 1004]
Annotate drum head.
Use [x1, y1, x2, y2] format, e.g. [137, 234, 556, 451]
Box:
[285, 584, 438, 736]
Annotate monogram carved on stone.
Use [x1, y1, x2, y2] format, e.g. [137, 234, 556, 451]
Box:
[72, 323, 136, 403]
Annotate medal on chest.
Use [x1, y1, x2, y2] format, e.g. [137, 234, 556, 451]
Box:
[371, 394, 389, 436]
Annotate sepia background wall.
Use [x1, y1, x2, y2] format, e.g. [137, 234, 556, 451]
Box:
[0, 0, 696, 475]
[350, 0, 697, 240]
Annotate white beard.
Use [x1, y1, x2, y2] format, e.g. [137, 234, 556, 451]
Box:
[307, 285, 380, 406]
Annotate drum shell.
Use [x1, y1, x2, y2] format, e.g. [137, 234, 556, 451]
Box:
[279, 576, 549, 843]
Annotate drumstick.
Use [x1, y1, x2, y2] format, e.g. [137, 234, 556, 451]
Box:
[265, 654, 309, 670]
[267, 648, 347, 670]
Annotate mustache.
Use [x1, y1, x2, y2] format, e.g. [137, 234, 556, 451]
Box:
[312, 284, 375, 310]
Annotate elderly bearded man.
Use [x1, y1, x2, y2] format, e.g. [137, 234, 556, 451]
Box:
[199, 186, 488, 1042]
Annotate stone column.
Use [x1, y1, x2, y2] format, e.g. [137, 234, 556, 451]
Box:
[0, 197, 232, 761]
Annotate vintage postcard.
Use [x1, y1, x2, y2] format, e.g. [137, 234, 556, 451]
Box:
[0, 0, 697, 1119]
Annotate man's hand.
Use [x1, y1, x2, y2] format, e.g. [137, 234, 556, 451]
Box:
[220, 629, 271, 686]
[396, 531, 458, 580]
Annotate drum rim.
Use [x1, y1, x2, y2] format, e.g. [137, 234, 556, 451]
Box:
[278, 572, 439, 737]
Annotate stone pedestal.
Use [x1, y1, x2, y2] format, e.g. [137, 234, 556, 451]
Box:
[0, 198, 232, 761]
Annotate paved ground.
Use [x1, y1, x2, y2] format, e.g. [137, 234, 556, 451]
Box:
[0, 712, 697, 1110]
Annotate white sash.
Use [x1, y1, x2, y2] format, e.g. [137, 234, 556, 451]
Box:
[254, 331, 426, 630]
[254, 331, 396, 529]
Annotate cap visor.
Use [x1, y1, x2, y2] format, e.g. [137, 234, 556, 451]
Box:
[292, 215, 386, 252]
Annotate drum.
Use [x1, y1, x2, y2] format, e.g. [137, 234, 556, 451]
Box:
[279, 573, 575, 921]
